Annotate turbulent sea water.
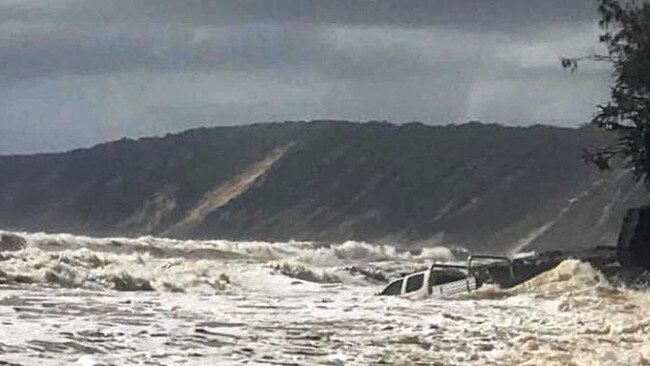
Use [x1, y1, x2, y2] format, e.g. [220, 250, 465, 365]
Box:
[0, 230, 649, 365]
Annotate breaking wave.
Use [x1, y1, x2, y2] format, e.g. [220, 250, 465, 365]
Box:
[0, 229, 645, 301]
[459, 259, 607, 301]
[2, 230, 650, 365]
[0, 230, 455, 293]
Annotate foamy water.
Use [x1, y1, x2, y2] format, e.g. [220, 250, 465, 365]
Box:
[0, 230, 649, 365]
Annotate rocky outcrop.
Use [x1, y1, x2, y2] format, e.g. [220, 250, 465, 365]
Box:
[617, 206, 650, 270]
[0, 233, 26, 251]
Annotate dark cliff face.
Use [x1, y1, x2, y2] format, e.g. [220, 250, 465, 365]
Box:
[0, 121, 645, 253]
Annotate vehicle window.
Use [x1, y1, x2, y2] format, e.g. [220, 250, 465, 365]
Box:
[430, 270, 467, 286]
[405, 273, 424, 293]
[380, 279, 403, 296]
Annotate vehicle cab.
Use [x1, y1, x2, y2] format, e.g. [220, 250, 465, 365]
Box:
[379, 255, 513, 298]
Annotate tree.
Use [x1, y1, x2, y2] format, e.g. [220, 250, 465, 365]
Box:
[563, 0, 650, 181]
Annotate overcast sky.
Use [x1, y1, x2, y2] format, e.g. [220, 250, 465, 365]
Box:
[0, 0, 611, 154]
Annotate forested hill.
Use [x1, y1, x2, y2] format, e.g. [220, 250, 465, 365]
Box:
[0, 121, 645, 253]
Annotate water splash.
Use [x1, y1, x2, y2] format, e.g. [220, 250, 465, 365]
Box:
[1, 230, 649, 365]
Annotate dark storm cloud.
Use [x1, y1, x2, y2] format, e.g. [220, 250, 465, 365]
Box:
[0, 23, 328, 83]
[0, 0, 596, 30]
[0, 0, 601, 84]
[141, 0, 597, 31]
[0, 28, 156, 83]
[0, 22, 494, 85]
[0, 0, 611, 154]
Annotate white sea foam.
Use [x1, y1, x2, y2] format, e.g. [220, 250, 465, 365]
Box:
[0, 230, 452, 293]
[0, 230, 649, 365]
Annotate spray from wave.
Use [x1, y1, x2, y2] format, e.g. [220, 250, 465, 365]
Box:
[1, 230, 650, 365]
[0, 230, 456, 293]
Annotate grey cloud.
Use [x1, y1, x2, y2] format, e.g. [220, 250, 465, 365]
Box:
[0, 22, 490, 84]
[0, 23, 327, 83]
[0, 0, 614, 154]
[0, 0, 603, 84]
[0, 28, 158, 83]
[0, 20, 586, 86]
[1, 0, 597, 31]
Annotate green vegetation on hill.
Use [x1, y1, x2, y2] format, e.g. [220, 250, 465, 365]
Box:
[0, 121, 644, 252]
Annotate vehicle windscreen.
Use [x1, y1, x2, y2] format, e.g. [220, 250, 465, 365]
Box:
[380, 279, 404, 296]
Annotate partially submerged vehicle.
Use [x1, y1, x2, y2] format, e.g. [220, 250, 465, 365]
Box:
[379, 255, 539, 298]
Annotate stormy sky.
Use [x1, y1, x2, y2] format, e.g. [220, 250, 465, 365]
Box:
[0, 0, 611, 154]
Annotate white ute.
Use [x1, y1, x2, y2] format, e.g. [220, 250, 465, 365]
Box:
[379, 255, 514, 298]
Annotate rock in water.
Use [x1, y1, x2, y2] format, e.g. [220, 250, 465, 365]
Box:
[617, 206, 650, 270]
[0, 233, 26, 251]
[109, 273, 154, 291]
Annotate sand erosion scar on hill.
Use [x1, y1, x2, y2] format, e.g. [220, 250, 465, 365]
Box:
[165, 143, 293, 236]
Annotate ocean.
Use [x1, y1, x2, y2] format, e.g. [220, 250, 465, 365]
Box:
[0, 230, 648, 365]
